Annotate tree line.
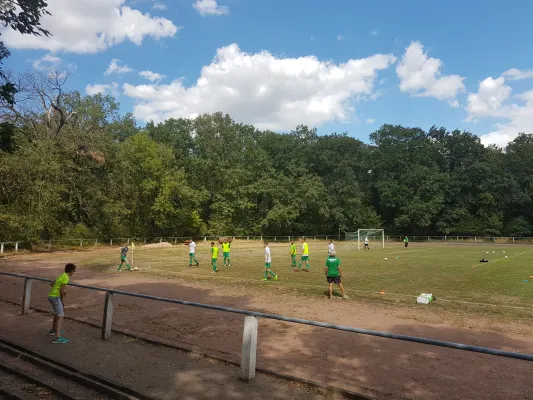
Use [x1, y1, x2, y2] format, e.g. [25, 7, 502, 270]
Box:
[2, 71, 533, 242]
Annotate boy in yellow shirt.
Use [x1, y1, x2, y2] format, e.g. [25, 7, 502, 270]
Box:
[211, 242, 219, 273]
[295, 237, 310, 272]
[48, 263, 76, 343]
[222, 240, 231, 267]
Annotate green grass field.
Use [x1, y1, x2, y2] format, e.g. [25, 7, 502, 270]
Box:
[76, 240, 533, 321]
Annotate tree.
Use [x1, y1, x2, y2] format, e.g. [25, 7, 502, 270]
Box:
[0, 0, 52, 104]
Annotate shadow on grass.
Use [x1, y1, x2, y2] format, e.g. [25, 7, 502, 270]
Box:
[2, 260, 533, 400]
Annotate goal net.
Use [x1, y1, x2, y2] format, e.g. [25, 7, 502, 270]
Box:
[345, 229, 385, 250]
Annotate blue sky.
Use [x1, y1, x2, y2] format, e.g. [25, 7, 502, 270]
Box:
[3, 0, 533, 146]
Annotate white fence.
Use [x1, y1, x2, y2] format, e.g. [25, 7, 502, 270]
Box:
[1, 235, 533, 254]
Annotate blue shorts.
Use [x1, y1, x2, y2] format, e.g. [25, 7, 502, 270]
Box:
[48, 297, 64, 317]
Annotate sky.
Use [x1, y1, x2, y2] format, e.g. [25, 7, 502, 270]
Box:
[3, 0, 533, 147]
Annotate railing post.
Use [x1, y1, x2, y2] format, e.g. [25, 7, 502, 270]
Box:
[174, 237, 177, 244]
[15, 242, 19, 252]
[95, 239, 98, 247]
[144, 238, 147, 245]
[22, 278, 32, 315]
[102, 291, 114, 340]
[0, 242, 3, 254]
[110, 239, 113, 246]
[241, 315, 258, 382]
[80, 239, 83, 247]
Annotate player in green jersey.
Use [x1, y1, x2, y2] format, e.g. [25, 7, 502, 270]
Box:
[325, 252, 348, 300]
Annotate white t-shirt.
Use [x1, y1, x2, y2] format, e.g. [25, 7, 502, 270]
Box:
[265, 246, 271, 263]
[364, 238, 369, 245]
[328, 243, 335, 254]
[189, 241, 196, 254]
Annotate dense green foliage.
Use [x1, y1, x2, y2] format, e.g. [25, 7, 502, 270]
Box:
[2, 73, 533, 240]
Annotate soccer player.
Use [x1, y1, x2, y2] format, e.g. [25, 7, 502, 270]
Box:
[404, 236, 409, 250]
[295, 238, 310, 272]
[222, 240, 231, 267]
[189, 239, 199, 267]
[48, 263, 76, 343]
[328, 239, 335, 256]
[290, 240, 297, 268]
[263, 241, 278, 281]
[117, 245, 132, 271]
[211, 242, 219, 273]
[364, 237, 369, 251]
[324, 252, 348, 300]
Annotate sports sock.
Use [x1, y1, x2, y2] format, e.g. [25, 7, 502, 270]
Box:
[264, 270, 269, 279]
[269, 270, 276, 277]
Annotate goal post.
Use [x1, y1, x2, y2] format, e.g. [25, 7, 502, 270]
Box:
[345, 229, 385, 250]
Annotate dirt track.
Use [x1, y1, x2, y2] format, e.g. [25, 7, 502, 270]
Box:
[1, 258, 533, 399]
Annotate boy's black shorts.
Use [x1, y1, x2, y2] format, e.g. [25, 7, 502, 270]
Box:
[327, 276, 341, 284]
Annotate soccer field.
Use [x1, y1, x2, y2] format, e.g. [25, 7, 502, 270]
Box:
[75, 240, 533, 318]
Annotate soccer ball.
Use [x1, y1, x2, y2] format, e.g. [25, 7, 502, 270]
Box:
[384, 258, 388, 261]
[133, 267, 138, 271]
[503, 251, 506, 253]
[505, 256, 508, 259]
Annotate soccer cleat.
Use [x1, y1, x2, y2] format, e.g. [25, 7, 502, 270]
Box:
[294, 269, 299, 272]
[274, 275, 278, 281]
[52, 337, 69, 344]
[342, 295, 350, 299]
[262, 278, 268, 281]
[304, 269, 310, 273]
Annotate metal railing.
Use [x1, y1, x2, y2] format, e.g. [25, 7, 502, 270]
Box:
[1, 271, 533, 383]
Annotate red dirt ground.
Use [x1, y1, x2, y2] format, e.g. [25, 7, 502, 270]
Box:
[1, 257, 533, 399]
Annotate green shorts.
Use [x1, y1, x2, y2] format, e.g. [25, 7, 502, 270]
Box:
[211, 258, 217, 263]
[291, 254, 296, 259]
[189, 252, 195, 257]
[301, 255, 309, 261]
[223, 252, 230, 258]
[264, 262, 271, 269]
[121, 255, 126, 261]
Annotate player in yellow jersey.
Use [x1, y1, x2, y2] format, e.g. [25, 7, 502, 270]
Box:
[211, 242, 219, 273]
[222, 240, 231, 267]
[290, 240, 297, 268]
[295, 237, 310, 272]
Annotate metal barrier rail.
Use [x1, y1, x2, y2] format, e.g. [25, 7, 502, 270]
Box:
[1, 271, 533, 383]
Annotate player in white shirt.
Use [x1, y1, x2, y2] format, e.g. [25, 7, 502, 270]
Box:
[262, 242, 278, 281]
[188, 239, 199, 266]
[364, 237, 369, 251]
[328, 239, 335, 256]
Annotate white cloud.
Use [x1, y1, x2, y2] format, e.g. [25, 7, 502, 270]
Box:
[32, 53, 61, 70]
[139, 70, 165, 82]
[366, 118, 375, 123]
[369, 30, 378, 37]
[466, 77, 511, 120]
[193, 0, 229, 16]
[122, 43, 396, 130]
[1, 0, 179, 54]
[152, 2, 167, 10]
[86, 82, 119, 96]
[466, 76, 533, 147]
[105, 59, 133, 75]
[502, 68, 533, 81]
[396, 41, 465, 103]
[337, 34, 344, 41]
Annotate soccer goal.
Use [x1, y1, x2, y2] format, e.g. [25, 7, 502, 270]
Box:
[345, 229, 385, 250]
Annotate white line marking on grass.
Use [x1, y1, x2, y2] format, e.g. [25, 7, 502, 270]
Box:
[472, 248, 533, 268]
[160, 271, 533, 313]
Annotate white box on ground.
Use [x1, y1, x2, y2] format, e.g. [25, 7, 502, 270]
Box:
[417, 293, 434, 305]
